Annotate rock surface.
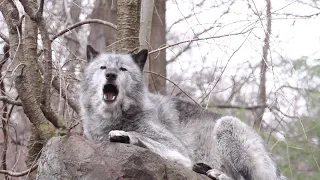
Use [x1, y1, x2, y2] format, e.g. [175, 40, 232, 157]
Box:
[36, 135, 210, 180]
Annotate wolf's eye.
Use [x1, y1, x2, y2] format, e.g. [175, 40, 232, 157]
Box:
[100, 66, 106, 69]
[120, 67, 127, 71]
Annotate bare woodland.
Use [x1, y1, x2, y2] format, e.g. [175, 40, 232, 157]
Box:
[0, 0, 319, 179]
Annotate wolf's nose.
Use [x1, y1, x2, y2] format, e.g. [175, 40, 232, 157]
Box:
[106, 73, 117, 80]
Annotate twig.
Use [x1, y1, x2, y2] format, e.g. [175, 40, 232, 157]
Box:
[0, 96, 22, 106]
[209, 104, 267, 110]
[144, 71, 201, 107]
[51, 19, 117, 41]
[38, 63, 80, 114]
[0, 32, 9, 43]
[149, 28, 253, 55]
[0, 162, 38, 177]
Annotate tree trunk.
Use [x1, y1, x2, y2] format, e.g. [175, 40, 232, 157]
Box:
[139, 0, 154, 85]
[88, 0, 117, 51]
[148, 0, 167, 94]
[1, 1, 55, 179]
[255, 0, 271, 129]
[115, 0, 141, 52]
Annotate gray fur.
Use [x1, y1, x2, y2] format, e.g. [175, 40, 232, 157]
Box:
[80, 46, 286, 180]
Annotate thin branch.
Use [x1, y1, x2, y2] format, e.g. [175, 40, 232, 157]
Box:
[0, 96, 22, 106]
[167, 25, 215, 64]
[0, 32, 9, 43]
[144, 71, 201, 107]
[0, 162, 38, 177]
[209, 104, 267, 110]
[0, 43, 9, 180]
[19, 0, 37, 19]
[51, 19, 117, 41]
[167, 1, 234, 64]
[149, 28, 253, 55]
[36, 0, 44, 19]
[210, 103, 299, 119]
[38, 63, 80, 114]
[39, 19, 63, 129]
[273, 12, 320, 18]
[278, 85, 318, 93]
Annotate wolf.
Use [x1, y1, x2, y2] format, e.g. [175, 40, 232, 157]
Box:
[80, 45, 286, 180]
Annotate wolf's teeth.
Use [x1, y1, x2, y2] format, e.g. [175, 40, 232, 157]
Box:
[112, 96, 116, 100]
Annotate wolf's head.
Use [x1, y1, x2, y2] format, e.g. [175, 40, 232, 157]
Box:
[80, 45, 148, 114]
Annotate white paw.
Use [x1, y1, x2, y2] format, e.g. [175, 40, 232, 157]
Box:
[108, 130, 128, 137]
[207, 169, 232, 180]
[108, 130, 130, 143]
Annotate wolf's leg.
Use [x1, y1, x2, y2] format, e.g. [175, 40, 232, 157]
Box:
[212, 116, 285, 180]
[108, 130, 193, 168]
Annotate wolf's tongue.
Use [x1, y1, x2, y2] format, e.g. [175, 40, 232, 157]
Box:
[106, 93, 115, 101]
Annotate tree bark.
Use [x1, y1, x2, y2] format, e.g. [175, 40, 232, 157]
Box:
[148, 0, 167, 94]
[115, 0, 141, 52]
[1, 1, 53, 179]
[255, 0, 271, 129]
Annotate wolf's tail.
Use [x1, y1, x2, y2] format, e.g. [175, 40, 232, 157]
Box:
[213, 116, 286, 180]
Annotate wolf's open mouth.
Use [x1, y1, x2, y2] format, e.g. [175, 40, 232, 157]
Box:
[103, 84, 119, 102]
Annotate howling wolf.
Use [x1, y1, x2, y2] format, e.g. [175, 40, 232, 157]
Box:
[79, 45, 286, 180]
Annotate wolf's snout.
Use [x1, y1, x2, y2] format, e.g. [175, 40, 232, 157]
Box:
[106, 73, 117, 81]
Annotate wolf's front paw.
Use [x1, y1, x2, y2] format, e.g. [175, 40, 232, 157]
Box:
[108, 130, 130, 144]
[193, 162, 212, 174]
[206, 169, 233, 180]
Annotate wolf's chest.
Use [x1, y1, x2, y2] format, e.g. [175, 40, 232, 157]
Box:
[102, 116, 141, 132]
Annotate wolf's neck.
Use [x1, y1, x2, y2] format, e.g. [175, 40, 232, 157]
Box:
[121, 88, 148, 111]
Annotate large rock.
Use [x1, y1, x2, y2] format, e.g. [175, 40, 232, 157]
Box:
[36, 135, 210, 180]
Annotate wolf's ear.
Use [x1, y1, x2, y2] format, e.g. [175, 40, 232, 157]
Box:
[131, 49, 148, 71]
[87, 45, 99, 62]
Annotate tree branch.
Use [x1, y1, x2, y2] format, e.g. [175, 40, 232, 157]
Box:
[149, 28, 253, 55]
[144, 71, 201, 107]
[209, 104, 267, 110]
[39, 19, 63, 129]
[19, 0, 37, 19]
[0, 44, 9, 180]
[209, 104, 299, 119]
[38, 63, 80, 114]
[0, 32, 9, 43]
[0, 162, 38, 177]
[51, 19, 117, 41]
[167, 1, 234, 64]
[36, 0, 44, 19]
